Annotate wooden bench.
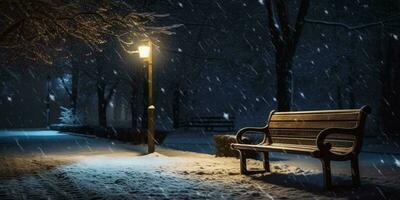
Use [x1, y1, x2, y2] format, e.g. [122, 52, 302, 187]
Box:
[183, 116, 235, 132]
[231, 106, 371, 189]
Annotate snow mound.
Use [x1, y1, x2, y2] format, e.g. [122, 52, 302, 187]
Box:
[144, 152, 167, 157]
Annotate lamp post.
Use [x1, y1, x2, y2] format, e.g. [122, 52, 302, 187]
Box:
[137, 40, 155, 154]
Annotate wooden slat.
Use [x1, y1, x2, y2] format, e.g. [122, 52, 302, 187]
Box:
[269, 121, 357, 129]
[269, 128, 321, 135]
[231, 143, 351, 154]
[274, 109, 361, 115]
[269, 143, 351, 154]
[231, 143, 316, 154]
[269, 137, 354, 148]
[270, 112, 359, 122]
[268, 129, 356, 139]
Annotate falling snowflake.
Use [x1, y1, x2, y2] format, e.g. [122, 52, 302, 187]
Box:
[395, 158, 400, 167]
[49, 94, 56, 101]
[178, 48, 183, 52]
[7, 96, 12, 102]
[161, 88, 165, 93]
[223, 112, 229, 120]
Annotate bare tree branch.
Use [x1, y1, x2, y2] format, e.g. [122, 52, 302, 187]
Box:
[304, 15, 400, 30]
[0, 0, 181, 64]
[59, 76, 72, 97]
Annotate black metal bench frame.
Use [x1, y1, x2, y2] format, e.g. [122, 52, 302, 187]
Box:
[231, 106, 371, 189]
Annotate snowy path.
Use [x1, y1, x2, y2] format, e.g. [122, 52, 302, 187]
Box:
[1, 130, 400, 199]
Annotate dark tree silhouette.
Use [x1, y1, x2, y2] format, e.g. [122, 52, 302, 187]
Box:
[265, 0, 310, 111]
[0, 0, 178, 63]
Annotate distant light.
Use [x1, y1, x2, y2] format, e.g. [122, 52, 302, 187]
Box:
[138, 45, 151, 59]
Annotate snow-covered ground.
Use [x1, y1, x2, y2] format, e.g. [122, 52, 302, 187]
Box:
[0, 130, 399, 199]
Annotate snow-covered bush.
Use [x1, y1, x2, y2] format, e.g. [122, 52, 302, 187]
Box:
[59, 106, 81, 125]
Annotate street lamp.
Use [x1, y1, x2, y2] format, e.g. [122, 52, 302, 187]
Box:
[135, 39, 155, 154]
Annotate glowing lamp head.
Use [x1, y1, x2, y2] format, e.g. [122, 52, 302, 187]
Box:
[138, 45, 151, 59]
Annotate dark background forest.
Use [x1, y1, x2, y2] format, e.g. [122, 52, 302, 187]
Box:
[1, 0, 399, 136]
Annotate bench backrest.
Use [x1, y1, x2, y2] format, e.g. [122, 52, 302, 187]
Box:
[265, 106, 371, 149]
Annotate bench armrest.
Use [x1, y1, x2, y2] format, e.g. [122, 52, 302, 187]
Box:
[235, 126, 268, 144]
[316, 127, 359, 159]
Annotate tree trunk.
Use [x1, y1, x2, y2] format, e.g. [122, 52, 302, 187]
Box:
[380, 33, 400, 134]
[333, 1, 343, 109]
[265, 0, 310, 111]
[345, 36, 356, 109]
[275, 57, 292, 111]
[97, 81, 107, 127]
[346, 61, 356, 108]
[334, 65, 343, 109]
[172, 83, 181, 129]
[96, 62, 107, 128]
[46, 74, 51, 126]
[70, 64, 79, 117]
[131, 85, 137, 128]
[378, 1, 400, 135]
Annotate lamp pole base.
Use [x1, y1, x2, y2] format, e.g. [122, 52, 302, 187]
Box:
[147, 105, 155, 154]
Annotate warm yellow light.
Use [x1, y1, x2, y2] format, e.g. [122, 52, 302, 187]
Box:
[138, 45, 151, 59]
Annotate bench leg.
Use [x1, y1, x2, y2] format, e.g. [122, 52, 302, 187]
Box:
[321, 159, 332, 190]
[351, 157, 361, 186]
[263, 151, 270, 172]
[239, 150, 248, 175]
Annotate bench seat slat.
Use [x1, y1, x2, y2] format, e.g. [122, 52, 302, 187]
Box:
[231, 143, 351, 155]
[269, 137, 354, 146]
[268, 129, 356, 140]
